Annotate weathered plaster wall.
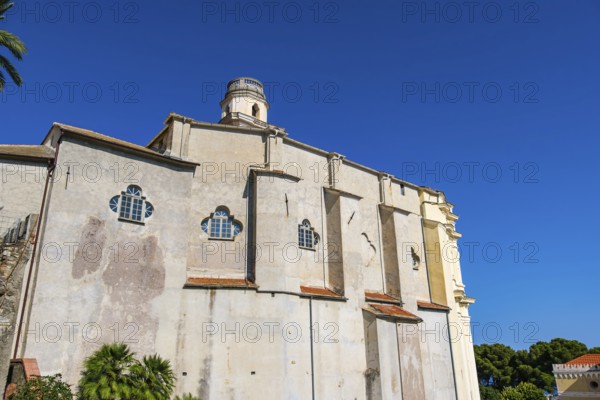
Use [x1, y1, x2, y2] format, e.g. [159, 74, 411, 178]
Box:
[394, 210, 430, 311]
[21, 138, 195, 384]
[14, 117, 479, 399]
[377, 319, 403, 399]
[0, 160, 47, 233]
[419, 310, 457, 400]
[186, 127, 264, 280]
[398, 321, 426, 400]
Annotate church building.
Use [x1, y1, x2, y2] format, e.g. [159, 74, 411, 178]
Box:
[0, 77, 480, 399]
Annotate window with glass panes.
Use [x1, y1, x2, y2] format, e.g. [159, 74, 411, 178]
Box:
[298, 220, 319, 249]
[201, 208, 242, 240]
[109, 185, 154, 224]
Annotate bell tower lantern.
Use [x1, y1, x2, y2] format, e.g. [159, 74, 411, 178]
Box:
[220, 77, 270, 128]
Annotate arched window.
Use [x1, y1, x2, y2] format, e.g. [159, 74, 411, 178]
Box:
[252, 104, 259, 118]
[109, 185, 154, 223]
[201, 207, 242, 240]
[298, 219, 319, 249]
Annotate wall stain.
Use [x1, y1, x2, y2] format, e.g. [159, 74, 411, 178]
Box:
[102, 235, 165, 303]
[199, 289, 216, 399]
[98, 234, 165, 355]
[72, 217, 107, 279]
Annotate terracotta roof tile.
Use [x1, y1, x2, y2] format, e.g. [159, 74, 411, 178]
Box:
[0, 145, 54, 160]
[185, 277, 257, 289]
[417, 300, 450, 311]
[365, 291, 401, 304]
[566, 354, 600, 366]
[367, 303, 423, 323]
[300, 286, 345, 299]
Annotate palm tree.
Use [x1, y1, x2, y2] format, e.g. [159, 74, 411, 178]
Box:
[78, 343, 136, 400]
[130, 354, 176, 400]
[0, 0, 27, 91]
[79, 344, 178, 400]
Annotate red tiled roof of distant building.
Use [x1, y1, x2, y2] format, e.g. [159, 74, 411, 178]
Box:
[566, 354, 600, 366]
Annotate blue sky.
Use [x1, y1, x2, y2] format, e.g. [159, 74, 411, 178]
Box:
[2, 0, 599, 349]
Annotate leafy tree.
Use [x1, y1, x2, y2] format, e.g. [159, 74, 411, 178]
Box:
[78, 343, 136, 399]
[527, 338, 588, 391]
[479, 384, 502, 400]
[500, 382, 545, 400]
[476, 338, 593, 396]
[9, 374, 73, 400]
[475, 344, 516, 389]
[529, 338, 587, 374]
[0, 0, 27, 91]
[589, 347, 600, 354]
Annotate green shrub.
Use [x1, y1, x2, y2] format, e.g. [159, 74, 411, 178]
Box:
[9, 374, 73, 400]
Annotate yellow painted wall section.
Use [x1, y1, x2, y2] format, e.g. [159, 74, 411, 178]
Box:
[424, 221, 448, 306]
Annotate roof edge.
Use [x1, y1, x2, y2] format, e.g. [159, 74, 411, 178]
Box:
[159, 113, 445, 198]
[48, 123, 199, 168]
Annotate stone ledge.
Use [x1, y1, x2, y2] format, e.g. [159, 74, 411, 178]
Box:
[365, 303, 423, 323]
[299, 286, 346, 301]
[184, 277, 258, 290]
[417, 300, 451, 312]
[365, 291, 401, 305]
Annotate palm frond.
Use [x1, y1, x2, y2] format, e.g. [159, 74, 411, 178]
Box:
[79, 343, 137, 399]
[0, 54, 22, 86]
[0, 69, 5, 91]
[0, 30, 27, 59]
[0, 1, 13, 19]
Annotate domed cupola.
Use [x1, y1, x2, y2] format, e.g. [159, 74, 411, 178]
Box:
[219, 77, 270, 128]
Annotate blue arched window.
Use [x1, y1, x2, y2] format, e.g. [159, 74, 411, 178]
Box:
[109, 185, 154, 223]
[298, 219, 319, 249]
[201, 207, 242, 240]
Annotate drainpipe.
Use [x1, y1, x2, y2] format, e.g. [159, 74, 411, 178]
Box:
[13, 134, 60, 358]
[309, 296, 316, 400]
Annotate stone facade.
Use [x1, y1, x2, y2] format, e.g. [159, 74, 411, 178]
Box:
[0, 77, 480, 399]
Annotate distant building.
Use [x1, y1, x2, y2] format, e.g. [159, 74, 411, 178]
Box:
[553, 354, 600, 399]
[0, 77, 480, 399]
